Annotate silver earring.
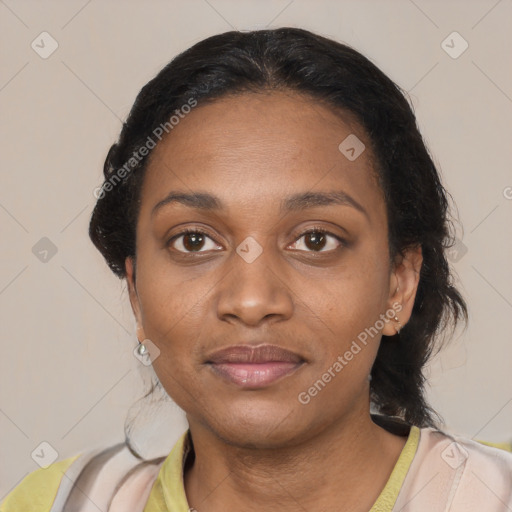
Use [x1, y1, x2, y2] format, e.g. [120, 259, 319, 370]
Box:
[137, 342, 147, 356]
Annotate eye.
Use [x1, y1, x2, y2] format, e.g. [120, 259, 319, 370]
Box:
[168, 229, 222, 253]
[167, 227, 345, 255]
[289, 228, 344, 253]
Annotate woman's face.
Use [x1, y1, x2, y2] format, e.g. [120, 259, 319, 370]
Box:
[126, 91, 414, 448]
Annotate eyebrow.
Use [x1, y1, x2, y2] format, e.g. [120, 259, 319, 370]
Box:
[151, 190, 369, 219]
[281, 191, 368, 219]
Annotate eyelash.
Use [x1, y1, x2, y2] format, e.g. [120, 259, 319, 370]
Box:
[167, 226, 346, 255]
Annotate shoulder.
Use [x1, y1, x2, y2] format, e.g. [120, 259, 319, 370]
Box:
[0, 442, 144, 512]
[0, 453, 81, 512]
[395, 426, 512, 511]
[422, 426, 512, 469]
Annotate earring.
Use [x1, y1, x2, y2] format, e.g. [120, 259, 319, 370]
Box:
[137, 341, 147, 356]
[136, 325, 147, 355]
[394, 315, 403, 334]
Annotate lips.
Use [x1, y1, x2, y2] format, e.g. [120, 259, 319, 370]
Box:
[206, 344, 303, 364]
[206, 344, 305, 388]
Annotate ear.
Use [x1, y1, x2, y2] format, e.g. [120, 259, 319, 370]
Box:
[125, 256, 146, 341]
[382, 245, 423, 336]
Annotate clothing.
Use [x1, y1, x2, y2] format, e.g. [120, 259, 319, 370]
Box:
[2, 416, 511, 511]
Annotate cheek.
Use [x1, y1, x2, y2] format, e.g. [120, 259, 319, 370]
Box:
[298, 260, 389, 411]
[138, 276, 207, 344]
[318, 243, 390, 322]
[303, 247, 391, 385]
[134, 239, 205, 333]
[136, 270, 211, 410]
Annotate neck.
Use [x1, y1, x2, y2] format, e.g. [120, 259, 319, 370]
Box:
[183, 408, 408, 512]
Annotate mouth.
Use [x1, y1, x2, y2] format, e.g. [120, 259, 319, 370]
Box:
[205, 344, 306, 388]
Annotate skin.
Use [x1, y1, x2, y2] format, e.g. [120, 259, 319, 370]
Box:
[126, 90, 423, 511]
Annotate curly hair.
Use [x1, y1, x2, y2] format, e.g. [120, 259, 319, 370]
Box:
[89, 27, 467, 429]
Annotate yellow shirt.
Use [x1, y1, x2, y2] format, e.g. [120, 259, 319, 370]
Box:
[0, 426, 420, 511]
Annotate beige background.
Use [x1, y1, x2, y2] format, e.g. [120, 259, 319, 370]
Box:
[1, 0, 511, 498]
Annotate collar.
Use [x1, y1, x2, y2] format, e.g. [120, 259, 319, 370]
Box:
[145, 424, 420, 511]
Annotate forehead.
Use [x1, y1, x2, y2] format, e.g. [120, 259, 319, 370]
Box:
[140, 91, 383, 218]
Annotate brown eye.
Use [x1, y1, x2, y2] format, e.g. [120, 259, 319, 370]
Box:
[304, 231, 327, 251]
[169, 230, 221, 253]
[182, 232, 205, 251]
[289, 229, 343, 253]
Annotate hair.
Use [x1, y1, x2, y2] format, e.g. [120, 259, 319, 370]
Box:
[89, 27, 467, 429]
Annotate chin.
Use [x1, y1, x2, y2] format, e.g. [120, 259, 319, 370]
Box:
[205, 399, 315, 450]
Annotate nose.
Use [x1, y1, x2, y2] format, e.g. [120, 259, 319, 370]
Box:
[215, 243, 294, 327]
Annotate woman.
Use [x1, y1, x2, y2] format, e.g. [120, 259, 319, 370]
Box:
[2, 27, 511, 512]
